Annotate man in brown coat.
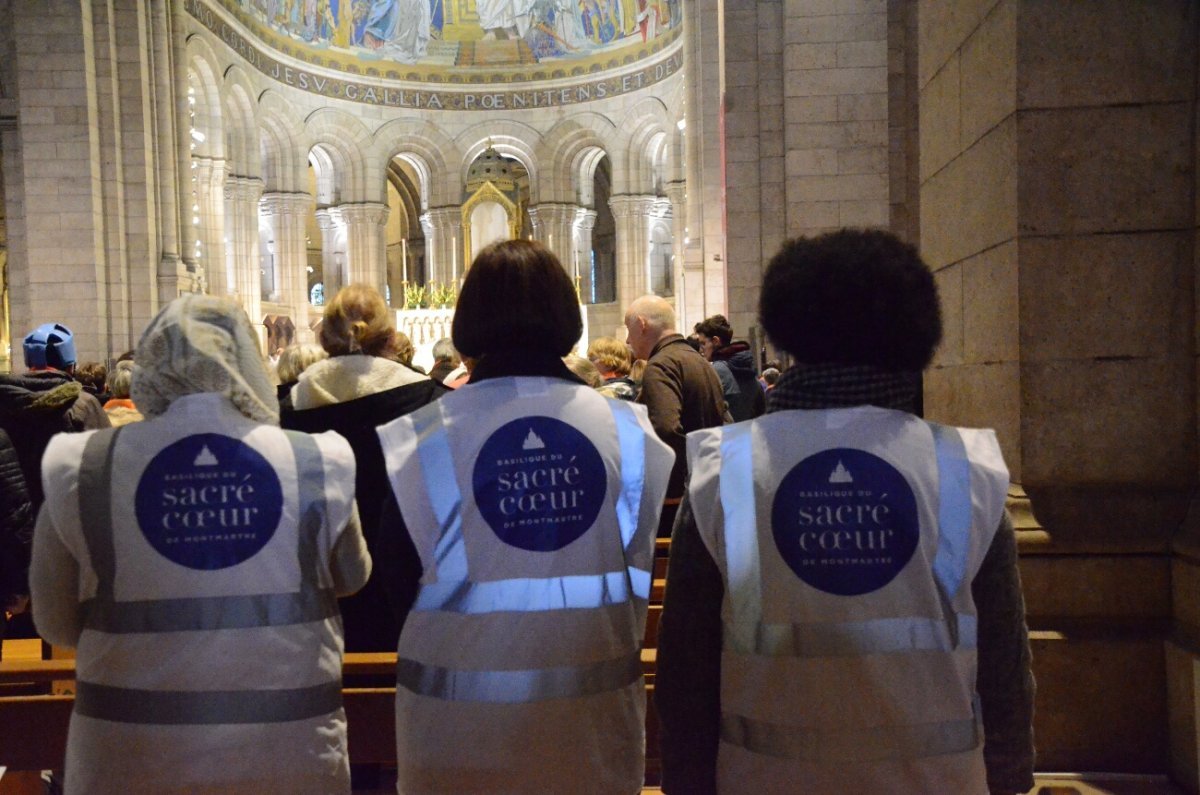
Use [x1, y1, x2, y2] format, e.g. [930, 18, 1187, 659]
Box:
[624, 295, 725, 536]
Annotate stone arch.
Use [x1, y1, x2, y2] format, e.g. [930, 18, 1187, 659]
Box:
[617, 96, 673, 194]
[456, 120, 541, 204]
[304, 108, 374, 202]
[185, 34, 225, 160]
[221, 66, 261, 179]
[258, 90, 306, 194]
[372, 118, 459, 209]
[538, 113, 617, 205]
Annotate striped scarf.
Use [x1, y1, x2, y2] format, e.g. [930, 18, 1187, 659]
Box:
[766, 364, 919, 414]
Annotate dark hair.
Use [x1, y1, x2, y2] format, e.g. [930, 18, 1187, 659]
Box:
[694, 315, 732, 346]
[453, 239, 581, 358]
[759, 229, 942, 372]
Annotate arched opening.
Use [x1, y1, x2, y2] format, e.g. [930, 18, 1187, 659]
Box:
[305, 144, 348, 306]
[589, 156, 616, 304]
[386, 156, 426, 307]
[650, 220, 673, 297]
[461, 145, 530, 267]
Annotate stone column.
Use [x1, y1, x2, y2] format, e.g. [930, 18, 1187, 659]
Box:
[423, 207, 463, 285]
[260, 191, 314, 341]
[330, 202, 388, 292]
[665, 181, 690, 324]
[608, 194, 655, 308]
[193, 157, 227, 296]
[918, 1, 1196, 779]
[525, 205, 543, 243]
[573, 208, 597, 303]
[150, 0, 189, 304]
[532, 202, 579, 279]
[682, 0, 725, 323]
[223, 176, 264, 327]
[314, 208, 340, 297]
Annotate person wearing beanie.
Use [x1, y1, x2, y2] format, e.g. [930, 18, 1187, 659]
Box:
[656, 229, 1035, 795]
[30, 294, 370, 794]
[0, 322, 108, 519]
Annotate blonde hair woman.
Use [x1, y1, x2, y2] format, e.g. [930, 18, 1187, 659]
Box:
[587, 336, 637, 401]
[275, 343, 328, 411]
[282, 284, 447, 653]
[102, 360, 143, 427]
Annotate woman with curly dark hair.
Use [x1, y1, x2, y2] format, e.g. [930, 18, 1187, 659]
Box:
[656, 229, 1035, 795]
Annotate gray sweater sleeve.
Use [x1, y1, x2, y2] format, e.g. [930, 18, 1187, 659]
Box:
[29, 505, 83, 648]
[972, 511, 1036, 794]
[654, 493, 722, 795]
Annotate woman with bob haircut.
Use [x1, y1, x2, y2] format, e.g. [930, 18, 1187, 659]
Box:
[375, 239, 675, 793]
[282, 284, 446, 654]
[451, 238, 583, 362]
[656, 229, 1035, 795]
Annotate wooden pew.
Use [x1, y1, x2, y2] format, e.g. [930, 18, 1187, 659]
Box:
[0, 649, 662, 772]
[0, 537, 674, 778]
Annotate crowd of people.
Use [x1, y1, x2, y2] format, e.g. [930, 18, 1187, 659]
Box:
[0, 229, 1034, 794]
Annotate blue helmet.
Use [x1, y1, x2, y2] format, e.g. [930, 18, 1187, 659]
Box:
[23, 323, 77, 370]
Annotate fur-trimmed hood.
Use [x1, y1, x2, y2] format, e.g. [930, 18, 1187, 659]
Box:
[291, 354, 431, 410]
[0, 372, 84, 416]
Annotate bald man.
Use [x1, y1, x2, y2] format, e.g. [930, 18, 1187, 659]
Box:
[625, 296, 725, 536]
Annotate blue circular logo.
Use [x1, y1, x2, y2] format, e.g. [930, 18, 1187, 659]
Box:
[472, 416, 607, 552]
[135, 434, 284, 570]
[771, 448, 919, 596]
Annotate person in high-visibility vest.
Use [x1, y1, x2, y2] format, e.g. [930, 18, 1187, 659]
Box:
[376, 239, 674, 794]
[30, 295, 370, 794]
[656, 229, 1035, 795]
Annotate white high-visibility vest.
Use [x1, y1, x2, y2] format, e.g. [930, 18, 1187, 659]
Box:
[378, 376, 674, 795]
[686, 406, 1009, 794]
[39, 393, 357, 795]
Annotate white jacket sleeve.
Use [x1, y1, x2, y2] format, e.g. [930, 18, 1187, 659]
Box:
[29, 504, 82, 648]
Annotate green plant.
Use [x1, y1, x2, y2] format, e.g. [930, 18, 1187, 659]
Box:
[430, 281, 456, 308]
[403, 281, 426, 309]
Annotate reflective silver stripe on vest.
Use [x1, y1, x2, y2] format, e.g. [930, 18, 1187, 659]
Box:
[927, 423, 976, 649]
[74, 680, 342, 725]
[413, 405, 469, 581]
[720, 710, 980, 762]
[747, 614, 977, 657]
[413, 568, 649, 614]
[396, 650, 642, 703]
[608, 400, 645, 551]
[719, 422, 763, 655]
[77, 429, 338, 633]
[930, 423, 972, 599]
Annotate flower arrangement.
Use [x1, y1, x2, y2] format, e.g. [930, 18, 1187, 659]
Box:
[429, 281, 457, 308]
[403, 281, 426, 310]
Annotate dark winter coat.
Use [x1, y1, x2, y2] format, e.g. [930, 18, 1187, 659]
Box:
[281, 356, 448, 652]
[638, 334, 725, 499]
[712, 341, 766, 422]
[0, 371, 111, 508]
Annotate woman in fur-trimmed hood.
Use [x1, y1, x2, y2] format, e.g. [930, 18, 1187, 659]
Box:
[282, 284, 447, 654]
